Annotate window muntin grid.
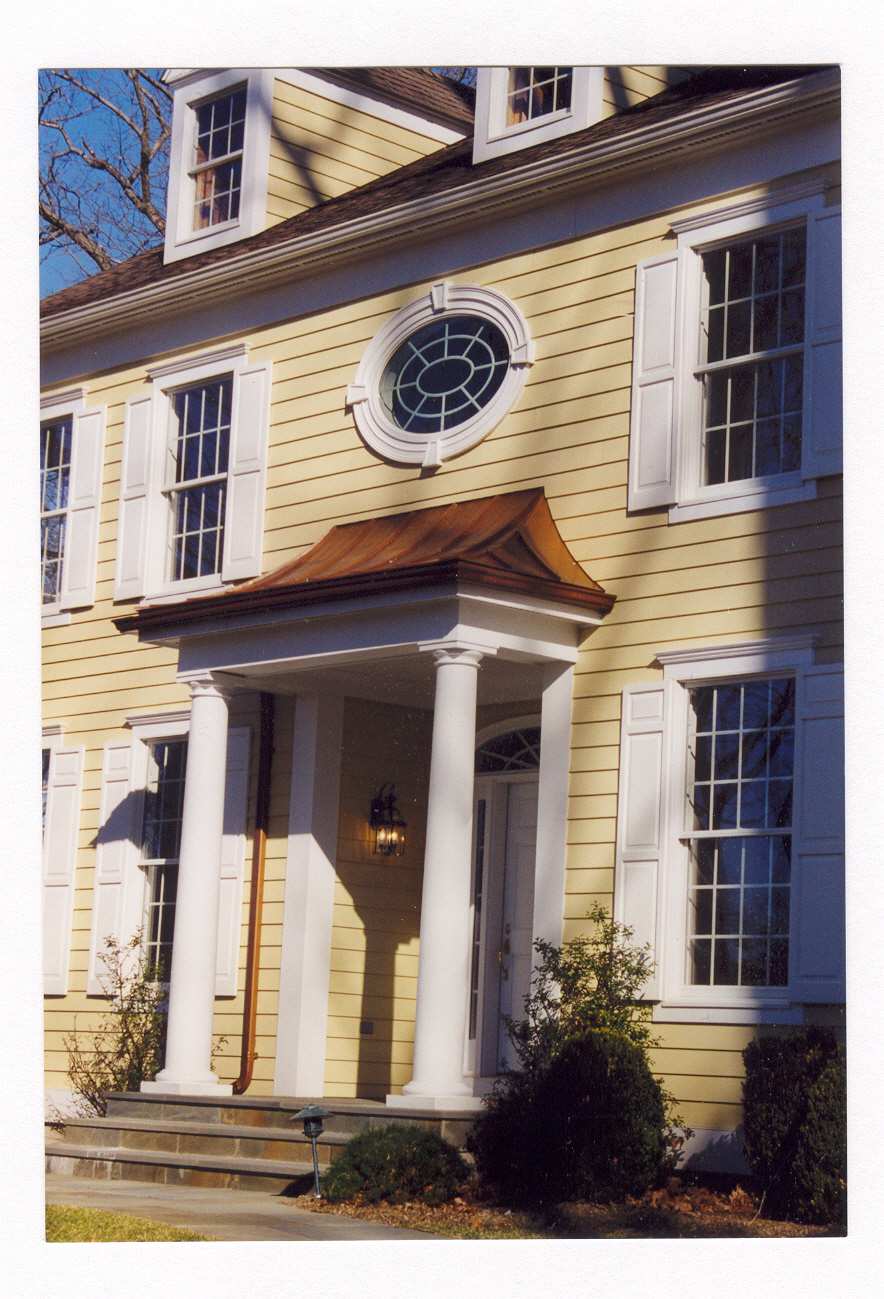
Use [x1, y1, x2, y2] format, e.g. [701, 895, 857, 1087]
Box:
[507, 67, 573, 125]
[191, 88, 246, 230]
[475, 727, 541, 774]
[686, 678, 795, 987]
[141, 739, 187, 975]
[40, 416, 72, 604]
[165, 378, 231, 582]
[380, 315, 510, 435]
[699, 227, 806, 486]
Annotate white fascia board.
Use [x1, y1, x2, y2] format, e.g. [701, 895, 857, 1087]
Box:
[41, 69, 839, 357]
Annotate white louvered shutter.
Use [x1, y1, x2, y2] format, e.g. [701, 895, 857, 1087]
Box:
[43, 746, 84, 995]
[113, 394, 155, 601]
[61, 408, 105, 609]
[791, 665, 845, 1003]
[222, 362, 272, 582]
[803, 207, 842, 480]
[627, 253, 679, 512]
[215, 727, 251, 996]
[614, 683, 669, 999]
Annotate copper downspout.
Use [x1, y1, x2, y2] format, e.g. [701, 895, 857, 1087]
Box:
[232, 691, 275, 1094]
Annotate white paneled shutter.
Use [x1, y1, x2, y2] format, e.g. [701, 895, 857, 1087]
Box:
[222, 362, 272, 582]
[627, 253, 679, 512]
[113, 394, 155, 601]
[60, 408, 105, 609]
[89, 730, 250, 996]
[88, 741, 140, 994]
[803, 207, 842, 480]
[43, 746, 84, 995]
[216, 727, 251, 996]
[614, 683, 668, 999]
[792, 665, 845, 1003]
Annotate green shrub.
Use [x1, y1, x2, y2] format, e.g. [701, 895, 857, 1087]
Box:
[321, 1124, 470, 1206]
[468, 1029, 671, 1205]
[742, 1026, 846, 1225]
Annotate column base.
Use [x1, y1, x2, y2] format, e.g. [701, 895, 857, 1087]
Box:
[141, 1078, 233, 1097]
[385, 1092, 481, 1113]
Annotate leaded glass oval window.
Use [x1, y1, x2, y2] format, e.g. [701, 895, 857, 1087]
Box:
[347, 282, 534, 466]
[379, 316, 510, 435]
[475, 727, 541, 773]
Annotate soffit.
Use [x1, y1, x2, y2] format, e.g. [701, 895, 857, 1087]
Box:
[116, 488, 615, 640]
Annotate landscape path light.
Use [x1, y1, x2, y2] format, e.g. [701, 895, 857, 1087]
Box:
[292, 1103, 333, 1198]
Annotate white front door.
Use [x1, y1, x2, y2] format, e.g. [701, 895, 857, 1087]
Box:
[468, 774, 538, 1078]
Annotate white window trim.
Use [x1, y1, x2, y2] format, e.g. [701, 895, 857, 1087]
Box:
[88, 711, 250, 998]
[616, 635, 843, 1025]
[628, 182, 841, 522]
[347, 280, 535, 467]
[114, 343, 273, 603]
[472, 67, 602, 164]
[164, 69, 273, 265]
[41, 388, 105, 624]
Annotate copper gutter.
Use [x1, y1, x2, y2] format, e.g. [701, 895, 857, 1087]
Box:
[232, 691, 275, 1094]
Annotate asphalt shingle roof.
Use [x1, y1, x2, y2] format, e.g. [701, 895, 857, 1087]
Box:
[41, 66, 832, 320]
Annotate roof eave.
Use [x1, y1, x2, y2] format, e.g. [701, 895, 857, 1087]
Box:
[41, 68, 839, 353]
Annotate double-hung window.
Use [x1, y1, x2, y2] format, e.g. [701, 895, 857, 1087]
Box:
[615, 641, 845, 1023]
[140, 739, 187, 976]
[114, 345, 272, 602]
[166, 378, 232, 583]
[629, 185, 841, 519]
[190, 87, 246, 231]
[163, 69, 272, 264]
[472, 66, 601, 163]
[40, 391, 105, 623]
[88, 716, 250, 998]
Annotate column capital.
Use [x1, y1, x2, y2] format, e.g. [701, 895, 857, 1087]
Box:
[418, 640, 490, 669]
[178, 672, 238, 703]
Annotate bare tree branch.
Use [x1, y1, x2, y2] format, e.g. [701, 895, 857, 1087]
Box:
[39, 68, 173, 291]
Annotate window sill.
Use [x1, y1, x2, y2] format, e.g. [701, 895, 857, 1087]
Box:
[41, 609, 72, 629]
[668, 477, 817, 523]
[652, 999, 804, 1026]
[138, 575, 229, 606]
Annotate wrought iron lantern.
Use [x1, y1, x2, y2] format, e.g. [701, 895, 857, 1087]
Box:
[370, 782, 407, 856]
[292, 1103, 333, 1198]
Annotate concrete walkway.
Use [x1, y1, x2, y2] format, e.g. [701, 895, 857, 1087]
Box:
[45, 1174, 437, 1242]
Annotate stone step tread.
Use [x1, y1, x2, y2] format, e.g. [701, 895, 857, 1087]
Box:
[51, 1115, 350, 1145]
[45, 1141, 322, 1179]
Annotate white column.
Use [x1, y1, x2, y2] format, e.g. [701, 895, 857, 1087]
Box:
[533, 660, 575, 948]
[274, 693, 344, 1097]
[389, 647, 482, 1111]
[143, 677, 233, 1096]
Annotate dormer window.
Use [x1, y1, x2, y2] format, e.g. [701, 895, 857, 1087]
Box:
[473, 66, 601, 164]
[506, 67, 572, 126]
[191, 87, 247, 230]
[163, 69, 272, 265]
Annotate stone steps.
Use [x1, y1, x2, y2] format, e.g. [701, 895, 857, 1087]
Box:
[46, 1092, 478, 1193]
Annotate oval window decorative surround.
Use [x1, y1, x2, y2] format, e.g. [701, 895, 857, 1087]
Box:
[347, 281, 535, 467]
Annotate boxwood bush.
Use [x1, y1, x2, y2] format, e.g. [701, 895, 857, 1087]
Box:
[467, 1029, 671, 1205]
[321, 1124, 470, 1206]
[742, 1026, 846, 1225]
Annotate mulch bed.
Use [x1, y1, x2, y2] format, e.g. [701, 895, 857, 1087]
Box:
[285, 1176, 845, 1238]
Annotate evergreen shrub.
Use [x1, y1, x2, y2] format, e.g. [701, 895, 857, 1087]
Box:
[320, 1124, 470, 1206]
[742, 1026, 846, 1225]
[468, 1028, 670, 1204]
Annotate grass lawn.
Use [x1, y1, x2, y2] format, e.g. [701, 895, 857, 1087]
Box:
[46, 1204, 214, 1242]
